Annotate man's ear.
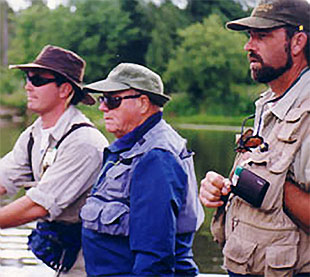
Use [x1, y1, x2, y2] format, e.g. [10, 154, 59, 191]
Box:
[59, 82, 73, 99]
[291, 32, 307, 57]
[139, 94, 151, 114]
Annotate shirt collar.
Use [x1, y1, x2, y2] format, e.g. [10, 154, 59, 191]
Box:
[32, 105, 78, 141]
[261, 67, 310, 121]
[108, 112, 163, 153]
[48, 105, 78, 141]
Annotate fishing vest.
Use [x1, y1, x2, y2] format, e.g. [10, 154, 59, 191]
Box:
[81, 119, 204, 236]
[221, 97, 310, 276]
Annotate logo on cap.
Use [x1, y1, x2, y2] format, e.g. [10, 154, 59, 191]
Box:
[256, 3, 273, 13]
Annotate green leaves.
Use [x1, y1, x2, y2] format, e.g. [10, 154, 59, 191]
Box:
[4, 0, 261, 116]
[164, 14, 257, 115]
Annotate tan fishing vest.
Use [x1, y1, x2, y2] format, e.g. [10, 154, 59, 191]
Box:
[213, 98, 310, 276]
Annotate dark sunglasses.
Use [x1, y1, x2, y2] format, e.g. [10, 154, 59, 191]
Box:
[25, 73, 58, 87]
[97, 94, 142, 110]
[235, 114, 269, 153]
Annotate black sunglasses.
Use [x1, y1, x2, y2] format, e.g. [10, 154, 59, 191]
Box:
[235, 114, 269, 153]
[25, 72, 58, 87]
[98, 94, 142, 110]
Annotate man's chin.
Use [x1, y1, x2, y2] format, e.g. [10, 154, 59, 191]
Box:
[251, 67, 275, 84]
[250, 62, 261, 71]
[251, 69, 261, 83]
[27, 104, 37, 113]
[104, 125, 116, 135]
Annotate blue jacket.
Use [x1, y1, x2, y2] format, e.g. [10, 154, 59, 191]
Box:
[81, 112, 204, 276]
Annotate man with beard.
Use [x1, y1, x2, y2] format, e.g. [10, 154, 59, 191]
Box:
[199, 0, 310, 276]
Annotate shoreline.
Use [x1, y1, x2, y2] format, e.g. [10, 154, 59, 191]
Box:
[176, 123, 240, 132]
[0, 105, 25, 127]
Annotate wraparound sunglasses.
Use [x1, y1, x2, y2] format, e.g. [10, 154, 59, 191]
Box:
[98, 94, 142, 110]
[25, 72, 60, 87]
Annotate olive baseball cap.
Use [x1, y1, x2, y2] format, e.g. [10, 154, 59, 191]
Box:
[84, 63, 171, 106]
[226, 0, 310, 32]
[9, 45, 95, 105]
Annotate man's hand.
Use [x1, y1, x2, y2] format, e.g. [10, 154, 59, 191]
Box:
[284, 180, 310, 234]
[199, 171, 231, 208]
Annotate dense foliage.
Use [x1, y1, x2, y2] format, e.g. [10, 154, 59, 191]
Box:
[1, 0, 264, 116]
[164, 14, 256, 115]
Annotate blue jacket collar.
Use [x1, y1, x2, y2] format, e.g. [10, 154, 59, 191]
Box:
[108, 112, 162, 153]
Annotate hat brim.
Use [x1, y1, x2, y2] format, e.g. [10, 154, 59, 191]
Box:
[9, 63, 82, 87]
[226, 16, 287, 31]
[144, 91, 171, 107]
[83, 79, 130, 93]
[84, 79, 171, 106]
[9, 63, 96, 106]
[80, 93, 96, 105]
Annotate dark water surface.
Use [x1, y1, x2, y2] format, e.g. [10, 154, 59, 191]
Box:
[176, 128, 236, 274]
[0, 122, 238, 275]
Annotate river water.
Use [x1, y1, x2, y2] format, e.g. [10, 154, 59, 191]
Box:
[0, 120, 239, 276]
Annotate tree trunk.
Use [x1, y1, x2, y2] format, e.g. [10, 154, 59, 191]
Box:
[0, 1, 9, 66]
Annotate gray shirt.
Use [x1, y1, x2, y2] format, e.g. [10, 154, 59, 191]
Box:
[0, 106, 109, 222]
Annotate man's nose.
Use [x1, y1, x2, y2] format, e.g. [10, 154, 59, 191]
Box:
[99, 102, 109, 112]
[244, 36, 257, 52]
[24, 78, 33, 90]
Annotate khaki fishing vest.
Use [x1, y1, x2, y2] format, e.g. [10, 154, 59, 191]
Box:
[213, 98, 310, 276]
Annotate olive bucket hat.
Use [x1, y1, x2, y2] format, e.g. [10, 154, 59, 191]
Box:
[226, 0, 310, 32]
[84, 63, 171, 107]
[9, 45, 95, 105]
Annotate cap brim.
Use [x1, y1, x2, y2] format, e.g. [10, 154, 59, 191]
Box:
[145, 91, 171, 107]
[226, 16, 287, 31]
[83, 80, 130, 93]
[83, 79, 171, 106]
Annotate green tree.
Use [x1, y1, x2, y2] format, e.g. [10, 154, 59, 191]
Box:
[8, 1, 71, 64]
[145, 1, 190, 74]
[186, 0, 249, 23]
[164, 14, 254, 115]
[144, 0, 249, 81]
[119, 0, 151, 64]
[7, 0, 145, 82]
[64, 0, 141, 82]
[4, 0, 259, 116]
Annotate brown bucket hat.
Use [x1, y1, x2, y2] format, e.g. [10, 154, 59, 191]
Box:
[9, 45, 95, 105]
[84, 63, 171, 107]
[226, 0, 310, 32]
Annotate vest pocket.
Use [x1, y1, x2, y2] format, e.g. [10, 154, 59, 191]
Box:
[223, 232, 257, 274]
[265, 245, 297, 276]
[103, 164, 131, 198]
[270, 111, 310, 173]
[81, 197, 130, 236]
[277, 105, 310, 143]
